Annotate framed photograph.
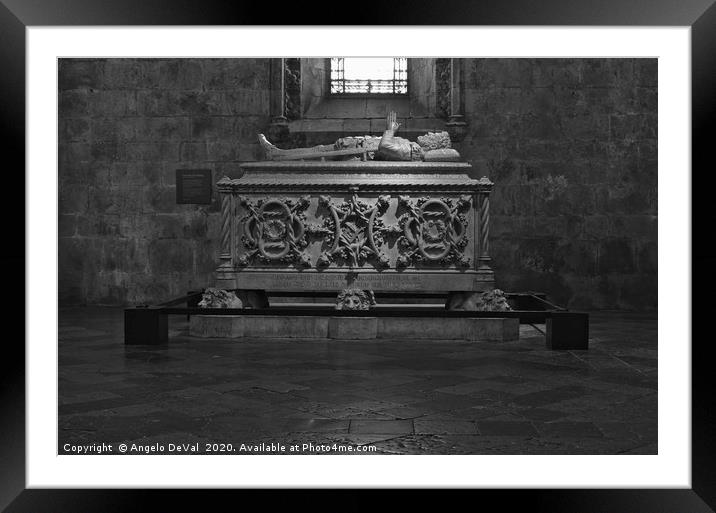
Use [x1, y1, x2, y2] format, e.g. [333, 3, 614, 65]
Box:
[4, 0, 711, 510]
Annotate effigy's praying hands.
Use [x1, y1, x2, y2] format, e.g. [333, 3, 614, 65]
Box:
[385, 111, 401, 135]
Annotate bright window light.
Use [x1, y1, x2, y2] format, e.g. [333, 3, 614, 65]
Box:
[330, 57, 408, 94]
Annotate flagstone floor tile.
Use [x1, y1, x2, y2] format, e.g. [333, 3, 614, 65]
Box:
[57, 307, 657, 455]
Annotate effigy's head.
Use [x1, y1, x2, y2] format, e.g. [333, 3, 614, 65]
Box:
[335, 288, 375, 311]
[417, 131, 452, 151]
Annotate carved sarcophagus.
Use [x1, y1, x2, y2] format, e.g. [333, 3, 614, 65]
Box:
[215, 161, 494, 294]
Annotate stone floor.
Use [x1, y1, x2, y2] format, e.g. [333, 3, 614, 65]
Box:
[58, 307, 657, 455]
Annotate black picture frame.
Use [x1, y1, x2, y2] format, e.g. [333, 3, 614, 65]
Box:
[4, 0, 712, 511]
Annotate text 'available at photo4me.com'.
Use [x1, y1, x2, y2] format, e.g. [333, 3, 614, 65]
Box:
[61, 440, 379, 454]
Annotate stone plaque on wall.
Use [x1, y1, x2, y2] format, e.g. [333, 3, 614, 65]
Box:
[176, 169, 213, 204]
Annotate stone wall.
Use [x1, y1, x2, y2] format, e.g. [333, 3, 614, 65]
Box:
[58, 58, 656, 310]
[459, 59, 657, 310]
[58, 59, 269, 304]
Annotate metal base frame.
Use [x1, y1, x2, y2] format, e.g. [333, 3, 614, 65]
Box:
[123, 290, 589, 350]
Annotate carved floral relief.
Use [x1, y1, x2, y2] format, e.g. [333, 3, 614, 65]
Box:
[234, 193, 474, 271]
[315, 194, 391, 269]
[395, 195, 472, 268]
[237, 195, 312, 267]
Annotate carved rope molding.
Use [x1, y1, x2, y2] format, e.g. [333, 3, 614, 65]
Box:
[219, 193, 233, 268]
[217, 176, 235, 268]
[478, 193, 491, 270]
[284, 58, 301, 121]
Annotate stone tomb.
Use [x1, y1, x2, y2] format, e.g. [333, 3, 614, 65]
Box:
[192, 160, 514, 342]
[214, 161, 495, 296]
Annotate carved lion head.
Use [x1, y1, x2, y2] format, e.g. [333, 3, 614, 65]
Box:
[335, 288, 376, 311]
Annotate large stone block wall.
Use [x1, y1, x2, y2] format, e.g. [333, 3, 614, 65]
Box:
[58, 58, 656, 310]
[58, 58, 269, 305]
[459, 59, 657, 310]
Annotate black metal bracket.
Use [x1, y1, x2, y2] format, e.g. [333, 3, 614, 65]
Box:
[546, 311, 589, 350]
[123, 290, 589, 350]
[124, 307, 169, 346]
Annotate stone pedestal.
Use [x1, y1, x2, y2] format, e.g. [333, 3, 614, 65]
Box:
[328, 317, 378, 339]
[189, 315, 518, 342]
[378, 317, 518, 342]
[546, 312, 589, 350]
[190, 315, 244, 338]
[214, 161, 495, 297]
[244, 315, 329, 339]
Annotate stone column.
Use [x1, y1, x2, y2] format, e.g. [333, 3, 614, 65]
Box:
[475, 177, 494, 271]
[445, 58, 468, 142]
[269, 58, 289, 142]
[217, 177, 235, 269]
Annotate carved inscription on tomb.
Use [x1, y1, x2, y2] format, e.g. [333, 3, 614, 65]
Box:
[239, 272, 428, 291]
